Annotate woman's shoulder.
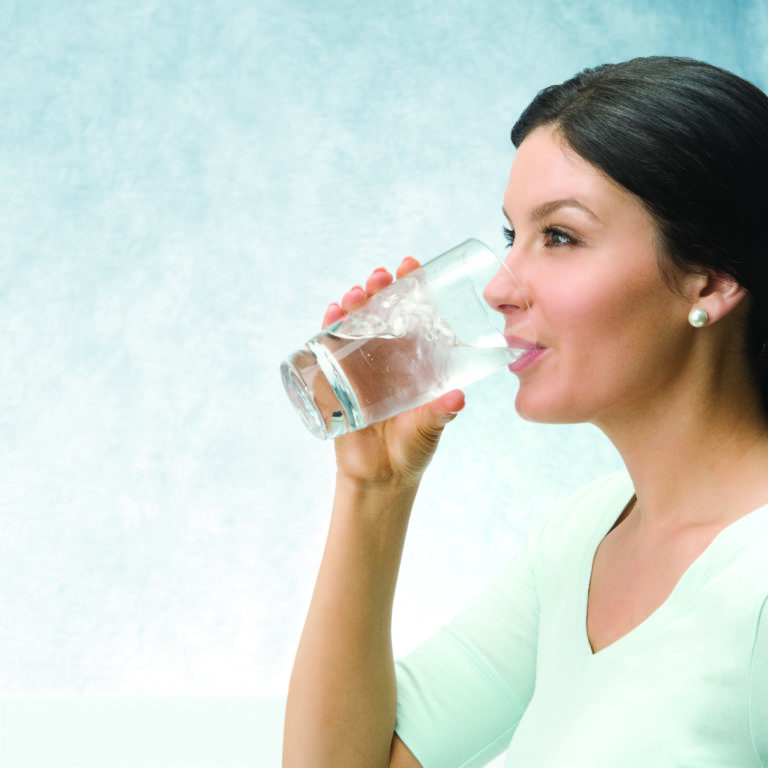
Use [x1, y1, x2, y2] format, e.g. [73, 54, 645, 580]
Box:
[544, 470, 633, 533]
[531, 470, 634, 564]
[563, 470, 634, 510]
[730, 502, 768, 580]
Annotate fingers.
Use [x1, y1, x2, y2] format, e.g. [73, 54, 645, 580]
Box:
[365, 267, 394, 295]
[322, 258, 420, 329]
[322, 285, 369, 328]
[341, 285, 368, 313]
[342, 268, 395, 313]
[322, 302, 345, 329]
[396, 256, 421, 279]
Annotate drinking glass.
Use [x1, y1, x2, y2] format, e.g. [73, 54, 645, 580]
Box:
[280, 238, 531, 439]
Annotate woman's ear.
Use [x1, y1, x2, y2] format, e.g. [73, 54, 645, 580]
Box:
[685, 271, 748, 325]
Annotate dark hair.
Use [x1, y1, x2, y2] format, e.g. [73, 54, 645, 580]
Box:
[511, 56, 768, 412]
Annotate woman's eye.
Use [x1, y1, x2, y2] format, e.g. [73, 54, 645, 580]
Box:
[544, 227, 576, 246]
[503, 224, 577, 249]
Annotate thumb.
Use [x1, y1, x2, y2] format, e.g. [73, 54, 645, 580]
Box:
[410, 389, 465, 452]
[427, 389, 466, 426]
[396, 390, 466, 479]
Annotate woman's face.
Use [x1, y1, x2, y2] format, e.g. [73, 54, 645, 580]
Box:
[485, 125, 696, 427]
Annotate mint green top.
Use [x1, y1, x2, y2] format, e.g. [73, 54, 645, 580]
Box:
[395, 472, 768, 767]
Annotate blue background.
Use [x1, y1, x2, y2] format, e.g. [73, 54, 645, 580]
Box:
[1, 0, 765, 704]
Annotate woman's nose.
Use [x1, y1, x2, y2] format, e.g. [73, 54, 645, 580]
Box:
[483, 253, 530, 315]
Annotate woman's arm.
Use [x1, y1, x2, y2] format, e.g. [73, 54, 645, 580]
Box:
[283, 475, 420, 768]
[282, 263, 462, 768]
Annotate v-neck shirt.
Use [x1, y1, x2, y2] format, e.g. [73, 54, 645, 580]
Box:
[394, 471, 768, 767]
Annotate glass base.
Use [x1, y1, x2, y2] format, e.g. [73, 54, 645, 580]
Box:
[280, 346, 357, 440]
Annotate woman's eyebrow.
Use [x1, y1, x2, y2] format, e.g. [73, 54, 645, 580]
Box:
[502, 198, 601, 224]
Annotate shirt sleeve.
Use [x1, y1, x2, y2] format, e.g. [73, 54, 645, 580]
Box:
[750, 595, 768, 767]
[394, 531, 540, 768]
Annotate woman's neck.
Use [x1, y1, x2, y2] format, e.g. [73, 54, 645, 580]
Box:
[597, 371, 768, 533]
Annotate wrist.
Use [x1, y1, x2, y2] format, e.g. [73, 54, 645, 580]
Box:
[335, 470, 422, 497]
[332, 472, 420, 531]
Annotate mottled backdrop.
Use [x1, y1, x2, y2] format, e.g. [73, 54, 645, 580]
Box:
[0, 0, 764, 742]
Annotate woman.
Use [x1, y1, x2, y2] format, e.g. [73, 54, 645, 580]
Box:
[283, 57, 768, 767]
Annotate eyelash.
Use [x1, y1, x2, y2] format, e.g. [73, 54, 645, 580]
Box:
[502, 225, 577, 249]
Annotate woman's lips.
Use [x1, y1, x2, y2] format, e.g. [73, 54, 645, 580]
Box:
[504, 335, 546, 373]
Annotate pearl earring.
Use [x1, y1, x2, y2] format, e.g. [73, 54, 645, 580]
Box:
[688, 308, 709, 328]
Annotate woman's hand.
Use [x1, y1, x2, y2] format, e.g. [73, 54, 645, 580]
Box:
[323, 257, 465, 489]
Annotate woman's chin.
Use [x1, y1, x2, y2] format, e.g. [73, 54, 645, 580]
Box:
[513, 392, 548, 423]
[514, 389, 582, 425]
